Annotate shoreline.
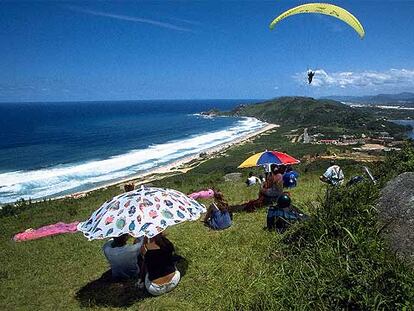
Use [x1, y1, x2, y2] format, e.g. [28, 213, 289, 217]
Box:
[50, 123, 279, 201]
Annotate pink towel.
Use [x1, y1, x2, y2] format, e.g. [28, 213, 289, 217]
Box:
[13, 221, 80, 242]
[188, 189, 214, 200]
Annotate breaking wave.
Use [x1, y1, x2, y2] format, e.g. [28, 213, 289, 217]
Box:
[0, 117, 266, 204]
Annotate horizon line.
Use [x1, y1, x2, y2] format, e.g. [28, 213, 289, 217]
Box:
[0, 98, 267, 104]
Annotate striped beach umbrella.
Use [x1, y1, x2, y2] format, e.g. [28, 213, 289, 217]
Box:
[238, 150, 300, 168]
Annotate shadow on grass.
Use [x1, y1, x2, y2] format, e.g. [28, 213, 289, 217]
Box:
[75, 270, 149, 308]
[75, 256, 188, 308]
[174, 254, 188, 278]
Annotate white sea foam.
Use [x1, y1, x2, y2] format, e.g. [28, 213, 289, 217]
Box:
[0, 117, 266, 204]
[192, 113, 215, 119]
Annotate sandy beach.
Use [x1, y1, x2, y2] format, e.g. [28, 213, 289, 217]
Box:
[65, 123, 279, 200]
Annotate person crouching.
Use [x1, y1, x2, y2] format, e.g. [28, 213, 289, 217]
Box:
[266, 194, 308, 233]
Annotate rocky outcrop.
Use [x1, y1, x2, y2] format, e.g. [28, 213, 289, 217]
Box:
[223, 173, 242, 182]
[200, 109, 219, 117]
[377, 172, 414, 263]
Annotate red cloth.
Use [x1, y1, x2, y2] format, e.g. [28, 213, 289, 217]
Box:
[13, 222, 79, 242]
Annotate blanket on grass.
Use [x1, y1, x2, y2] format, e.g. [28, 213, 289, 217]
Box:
[13, 222, 79, 242]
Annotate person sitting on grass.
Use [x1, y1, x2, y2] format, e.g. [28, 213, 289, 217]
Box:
[103, 234, 143, 280]
[102, 182, 142, 281]
[230, 172, 283, 213]
[203, 190, 232, 230]
[138, 233, 180, 296]
[261, 165, 284, 205]
[283, 165, 299, 189]
[246, 172, 262, 187]
[266, 194, 308, 233]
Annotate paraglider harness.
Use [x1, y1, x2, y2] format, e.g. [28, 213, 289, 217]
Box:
[346, 166, 377, 187]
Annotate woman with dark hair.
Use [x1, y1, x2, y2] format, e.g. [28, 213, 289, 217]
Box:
[203, 190, 232, 230]
[139, 233, 180, 296]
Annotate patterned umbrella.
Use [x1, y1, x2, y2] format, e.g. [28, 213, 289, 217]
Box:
[77, 186, 206, 240]
[238, 150, 300, 168]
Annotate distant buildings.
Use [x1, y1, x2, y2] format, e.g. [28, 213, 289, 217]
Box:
[303, 128, 310, 144]
[284, 127, 405, 151]
[318, 139, 339, 145]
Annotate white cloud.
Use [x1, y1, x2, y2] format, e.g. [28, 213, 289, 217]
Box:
[66, 6, 194, 33]
[294, 68, 414, 90]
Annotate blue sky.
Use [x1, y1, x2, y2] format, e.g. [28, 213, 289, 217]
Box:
[1, 0, 414, 102]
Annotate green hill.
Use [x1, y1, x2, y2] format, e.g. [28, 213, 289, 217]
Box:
[228, 96, 407, 137]
[231, 97, 358, 126]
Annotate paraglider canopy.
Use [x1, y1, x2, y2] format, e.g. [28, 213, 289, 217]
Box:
[269, 3, 365, 39]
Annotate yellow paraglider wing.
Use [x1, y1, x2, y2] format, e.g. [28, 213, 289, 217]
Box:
[269, 3, 365, 39]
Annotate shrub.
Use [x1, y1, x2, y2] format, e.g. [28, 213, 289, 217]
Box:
[270, 145, 414, 309]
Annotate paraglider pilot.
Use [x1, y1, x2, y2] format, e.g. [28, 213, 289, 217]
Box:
[307, 70, 315, 84]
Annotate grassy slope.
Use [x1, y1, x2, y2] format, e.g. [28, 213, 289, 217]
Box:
[1, 112, 413, 310]
[0, 130, 329, 311]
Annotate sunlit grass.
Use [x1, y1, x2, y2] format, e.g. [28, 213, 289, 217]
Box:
[1, 133, 413, 310]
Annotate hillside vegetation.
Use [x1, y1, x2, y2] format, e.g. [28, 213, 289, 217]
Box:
[1, 125, 414, 310]
[229, 97, 408, 137]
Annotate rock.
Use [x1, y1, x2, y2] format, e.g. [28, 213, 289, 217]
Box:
[377, 172, 414, 263]
[223, 173, 242, 182]
[200, 109, 219, 116]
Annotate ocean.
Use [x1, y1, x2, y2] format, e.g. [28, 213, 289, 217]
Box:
[0, 100, 266, 204]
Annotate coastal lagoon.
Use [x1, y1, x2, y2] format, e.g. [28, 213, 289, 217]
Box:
[392, 119, 414, 139]
[0, 100, 266, 204]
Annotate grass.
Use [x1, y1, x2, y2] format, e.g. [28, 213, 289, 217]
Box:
[1, 131, 413, 310]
